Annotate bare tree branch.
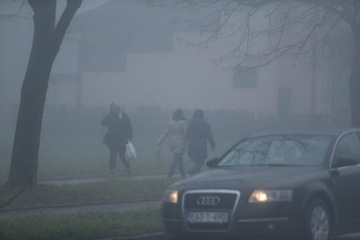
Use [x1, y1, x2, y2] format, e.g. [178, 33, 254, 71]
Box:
[276, 1, 292, 50]
[0, 0, 26, 21]
[147, 0, 360, 127]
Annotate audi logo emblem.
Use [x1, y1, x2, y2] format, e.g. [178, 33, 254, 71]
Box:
[196, 196, 221, 206]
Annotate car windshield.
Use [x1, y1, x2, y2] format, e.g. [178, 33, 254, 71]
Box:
[217, 135, 332, 167]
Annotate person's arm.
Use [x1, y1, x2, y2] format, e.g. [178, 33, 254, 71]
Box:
[124, 113, 133, 141]
[182, 121, 188, 140]
[206, 123, 216, 151]
[101, 114, 110, 126]
[157, 122, 171, 146]
[186, 122, 192, 142]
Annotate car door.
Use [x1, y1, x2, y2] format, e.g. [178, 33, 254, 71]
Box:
[331, 132, 360, 231]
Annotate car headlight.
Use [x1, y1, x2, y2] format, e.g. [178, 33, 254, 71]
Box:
[248, 190, 293, 203]
[163, 189, 178, 204]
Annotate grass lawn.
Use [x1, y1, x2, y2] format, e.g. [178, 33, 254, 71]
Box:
[0, 178, 177, 210]
[0, 207, 163, 240]
[0, 175, 176, 239]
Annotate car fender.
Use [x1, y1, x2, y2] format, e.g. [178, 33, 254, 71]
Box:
[296, 181, 338, 227]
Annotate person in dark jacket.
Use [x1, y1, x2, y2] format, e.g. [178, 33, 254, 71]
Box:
[186, 109, 215, 176]
[102, 102, 133, 178]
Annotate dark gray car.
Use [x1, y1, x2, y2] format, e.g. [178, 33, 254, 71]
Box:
[161, 128, 360, 240]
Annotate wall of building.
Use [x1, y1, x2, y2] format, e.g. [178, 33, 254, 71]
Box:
[77, 31, 277, 115]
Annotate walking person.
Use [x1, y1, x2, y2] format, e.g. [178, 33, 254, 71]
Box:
[102, 102, 133, 178]
[157, 108, 187, 178]
[187, 109, 215, 176]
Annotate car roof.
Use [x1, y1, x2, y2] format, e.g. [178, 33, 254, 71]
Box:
[249, 128, 360, 138]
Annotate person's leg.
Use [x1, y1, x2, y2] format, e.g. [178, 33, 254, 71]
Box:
[192, 157, 205, 175]
[176, 154, 186, 178]
[108, 146, 117, 177]
[118, 145, 131, 178]
[168, 154, 178, 177]
[189, 157, 196, 176]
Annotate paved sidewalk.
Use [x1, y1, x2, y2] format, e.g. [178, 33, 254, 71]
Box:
[100, 232, 167, 240]
[37, 174, 176, 185]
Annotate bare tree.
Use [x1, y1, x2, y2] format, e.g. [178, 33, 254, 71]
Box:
[148, 0, 359, 126]
[6, 0, 82, 187]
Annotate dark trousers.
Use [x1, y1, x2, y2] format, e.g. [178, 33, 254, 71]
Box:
[189, 156, 206, 176]
[108, 144, 130, 170]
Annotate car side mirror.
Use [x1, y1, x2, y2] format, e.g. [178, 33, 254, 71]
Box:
[206, 157, 219, 168]
[334, 156, 359, 168]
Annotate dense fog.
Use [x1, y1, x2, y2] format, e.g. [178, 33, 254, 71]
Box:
[0, 0, 353, 183]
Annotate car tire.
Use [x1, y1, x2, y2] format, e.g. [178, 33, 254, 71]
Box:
[303, 198, 332, 240]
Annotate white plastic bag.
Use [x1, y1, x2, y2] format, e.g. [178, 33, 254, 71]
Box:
[125, 141, 137, 161]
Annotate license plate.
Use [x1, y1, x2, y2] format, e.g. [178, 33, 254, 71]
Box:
[187, 212, 228, 224]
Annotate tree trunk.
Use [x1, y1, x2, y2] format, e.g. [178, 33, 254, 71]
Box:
[7, 0, 81, 187]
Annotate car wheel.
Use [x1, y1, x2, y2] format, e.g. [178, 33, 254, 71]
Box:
[304, 198, 332, 240]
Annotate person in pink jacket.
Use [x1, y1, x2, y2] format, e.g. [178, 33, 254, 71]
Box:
[157, 108, 187, 178]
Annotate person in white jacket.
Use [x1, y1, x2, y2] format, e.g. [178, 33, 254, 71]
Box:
[157, 108, 187, 178]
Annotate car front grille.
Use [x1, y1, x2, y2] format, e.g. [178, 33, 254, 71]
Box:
[182, 190, 240, 232]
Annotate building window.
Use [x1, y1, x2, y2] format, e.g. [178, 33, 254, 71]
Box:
[233, 67, 257, 88]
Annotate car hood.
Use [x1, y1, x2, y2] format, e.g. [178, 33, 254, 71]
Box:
[171, 166, 326, 191]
